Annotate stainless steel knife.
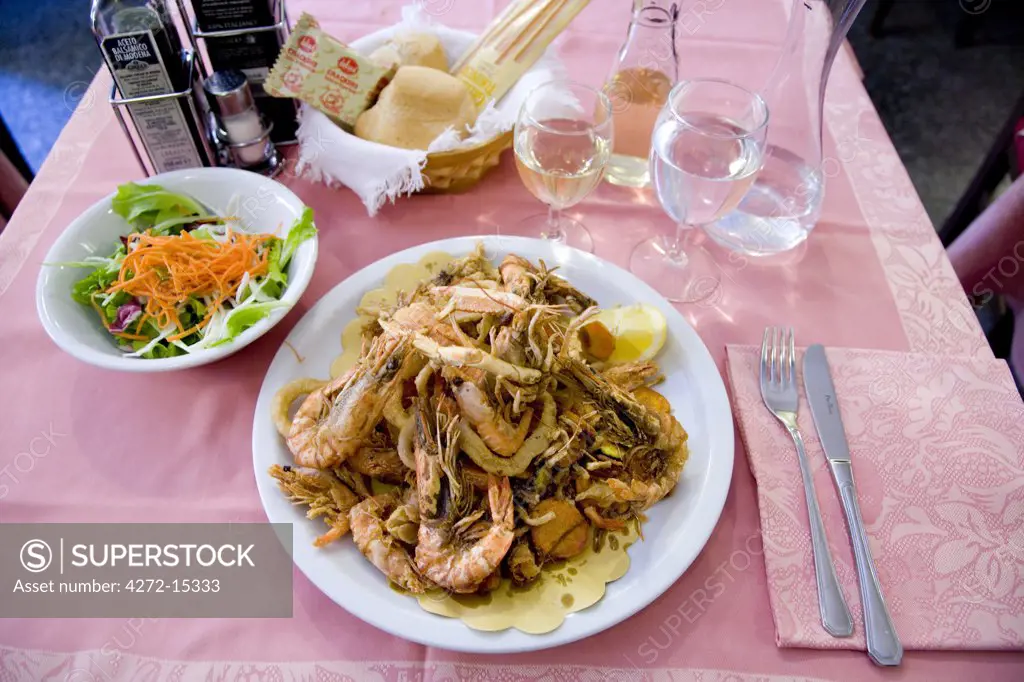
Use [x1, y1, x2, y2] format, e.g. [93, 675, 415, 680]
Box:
[803, 344, 903, 667]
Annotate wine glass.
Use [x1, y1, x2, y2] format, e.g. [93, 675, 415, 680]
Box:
[513, 81, 613, 253]
[630, 78, 768, 302]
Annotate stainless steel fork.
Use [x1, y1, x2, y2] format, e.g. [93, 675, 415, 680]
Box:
[760, 326, 853, 637]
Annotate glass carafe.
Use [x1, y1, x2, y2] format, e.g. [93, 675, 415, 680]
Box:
[602, 0, 679, 189]
[704, 0, 868, 255]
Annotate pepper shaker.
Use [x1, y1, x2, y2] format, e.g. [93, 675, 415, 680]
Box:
[203, 70, 280, 175]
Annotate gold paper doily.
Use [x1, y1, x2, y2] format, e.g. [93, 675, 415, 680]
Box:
[417, 526, 637, 633]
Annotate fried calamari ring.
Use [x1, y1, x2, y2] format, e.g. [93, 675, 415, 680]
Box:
[271, 377, 327, 438]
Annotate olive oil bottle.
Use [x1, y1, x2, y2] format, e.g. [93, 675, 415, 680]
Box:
[91, 0, 209, 173]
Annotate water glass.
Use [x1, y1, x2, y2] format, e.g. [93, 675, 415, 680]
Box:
[630, 79, 769, 302]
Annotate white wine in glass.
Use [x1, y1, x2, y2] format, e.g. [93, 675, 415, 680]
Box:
[513, 81, 613, 252]
[516, 120, 610, 209]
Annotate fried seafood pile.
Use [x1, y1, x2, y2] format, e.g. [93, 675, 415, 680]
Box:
[270, 245, 688, 595]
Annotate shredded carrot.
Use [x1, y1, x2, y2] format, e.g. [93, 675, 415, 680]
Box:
[134, 312, 150, 335]
[104, 228, 275, 342]
[88, 295, 112, 333]
[113, 331, 150, 342]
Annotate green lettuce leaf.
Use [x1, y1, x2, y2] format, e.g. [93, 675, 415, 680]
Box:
[64, 245, 126, 307]
[211, 302, 285, 347]
[279, 207, 317, 268]
[111, 182, 208, 229]
[138, 342, 184, 359]
[71, 268, 117, 305]
[259, 239, 287, 301]
[189, 297, 207, 318]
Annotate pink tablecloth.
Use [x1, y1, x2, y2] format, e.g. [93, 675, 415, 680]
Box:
[0, 1, 1020, 680]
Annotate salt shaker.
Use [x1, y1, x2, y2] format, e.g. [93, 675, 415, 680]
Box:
[203, 70, 280, 175]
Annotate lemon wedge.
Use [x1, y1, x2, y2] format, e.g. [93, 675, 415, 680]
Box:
[592, 304, 667, 364]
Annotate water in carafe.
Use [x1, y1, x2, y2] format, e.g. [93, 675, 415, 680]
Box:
[705, 0, 868, 255]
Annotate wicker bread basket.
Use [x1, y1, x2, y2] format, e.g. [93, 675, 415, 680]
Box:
[348, 21, 550, 195]
[420, 129, 513, 193]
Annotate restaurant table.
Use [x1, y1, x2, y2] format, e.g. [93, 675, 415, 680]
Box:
[1, 1, 1021, 680]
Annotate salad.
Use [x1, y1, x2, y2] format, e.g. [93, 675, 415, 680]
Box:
[62, 182, 316, 358]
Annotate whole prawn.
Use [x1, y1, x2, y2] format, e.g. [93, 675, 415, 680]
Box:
[415, 475, 515, 593]
[498, 254, 536, 299]
[288, 333, 418, 469]
[350, 493, 432, 594]
[576, 416, 689, 511]
[445, 367, 533, 457]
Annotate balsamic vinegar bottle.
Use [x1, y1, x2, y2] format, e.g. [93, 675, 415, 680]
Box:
[91, 0, 210, 173]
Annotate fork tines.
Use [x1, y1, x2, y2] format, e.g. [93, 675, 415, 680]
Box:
[761, 326, 796, 388]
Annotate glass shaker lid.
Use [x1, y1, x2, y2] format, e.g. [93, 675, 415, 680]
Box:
[204, 70, 255, 118]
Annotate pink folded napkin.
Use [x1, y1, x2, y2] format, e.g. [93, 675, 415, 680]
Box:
[726, 345, 1024, 651]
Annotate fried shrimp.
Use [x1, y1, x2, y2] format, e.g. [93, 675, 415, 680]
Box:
[445, 368, 533, 456]
[413, 397, 444, 520]
[457, 394, 556, 477]
[350, 493, 432, 594]
[389, 301, 461, 346]
[498, 254, 537, 299]
[288, 333, 417, 469]
[576, 426, 687, 511]
[433, 242, 497, 284]
[433, 286, 529, 316]
[601, 361, 661, 392]
[491, 324, 528, 366]
[284, 371, 352, 468]
[272, 243, 691, 597]
[269, 464, 360, 547]
[404, 330, 543, 384]
[415, 475, 515, 593]
[630, 420, 689, 509]
[348, 447, 408, 483]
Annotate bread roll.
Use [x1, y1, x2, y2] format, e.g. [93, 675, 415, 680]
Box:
[355, 66, 477, 150]
[368, 32, 448, 71]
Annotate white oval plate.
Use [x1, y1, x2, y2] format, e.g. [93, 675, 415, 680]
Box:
[252, 236, 733, 653]
[36, 167, 318, 372]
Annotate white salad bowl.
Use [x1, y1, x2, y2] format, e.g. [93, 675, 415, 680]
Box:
[36, 167, 318, 372]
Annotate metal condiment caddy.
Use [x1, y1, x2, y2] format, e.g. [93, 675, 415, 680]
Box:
[109, 50, 218, 177]
[174, 0, 299, 145]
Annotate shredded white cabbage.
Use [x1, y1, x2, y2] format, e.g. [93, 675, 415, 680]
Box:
[123, 325, 175, 358]
[234, 271, 251, 305]
[98, 290, 120, 307]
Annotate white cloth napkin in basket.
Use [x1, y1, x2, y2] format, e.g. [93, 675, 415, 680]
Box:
[293, 5, 566, 216]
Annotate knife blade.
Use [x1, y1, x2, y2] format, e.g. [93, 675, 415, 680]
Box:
[803, 344, 903, 667]
[803, 344, 851, 462]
